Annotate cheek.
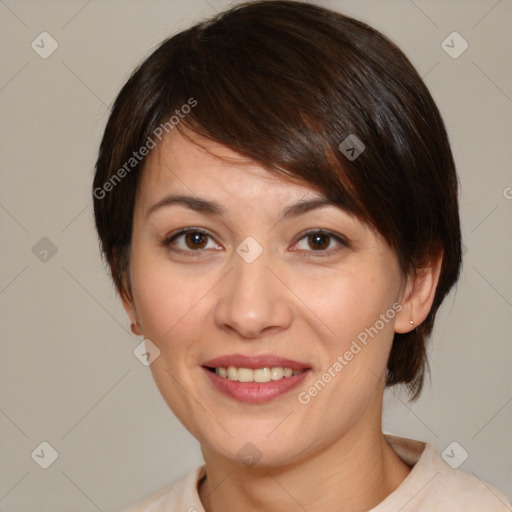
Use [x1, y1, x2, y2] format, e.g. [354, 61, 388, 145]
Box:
[294, 264, 401, 410]
[129, 255, 217, 436]
[294, 263, 400, 346]
[130, 251, 211, 343]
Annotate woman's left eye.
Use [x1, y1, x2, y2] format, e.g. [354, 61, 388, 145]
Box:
[293, 230, 349, 256]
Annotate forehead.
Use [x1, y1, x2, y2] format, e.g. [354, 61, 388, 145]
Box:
[136, 129, 324, 207]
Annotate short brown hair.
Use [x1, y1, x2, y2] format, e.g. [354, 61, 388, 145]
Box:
[93, 0, 462, 400]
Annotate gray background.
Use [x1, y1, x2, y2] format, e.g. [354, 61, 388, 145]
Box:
[1, 0, 511, 510]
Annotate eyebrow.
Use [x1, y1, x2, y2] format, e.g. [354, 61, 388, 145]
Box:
[146, 194, 343, 221]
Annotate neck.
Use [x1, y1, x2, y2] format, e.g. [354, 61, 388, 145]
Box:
[198, 417, 411, 512]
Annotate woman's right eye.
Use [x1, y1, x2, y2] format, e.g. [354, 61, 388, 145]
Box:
[163, 228, 221, 256]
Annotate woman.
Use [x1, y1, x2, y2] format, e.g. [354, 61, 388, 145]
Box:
[92, 1, 511, 510]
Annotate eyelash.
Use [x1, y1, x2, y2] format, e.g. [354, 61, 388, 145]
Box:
[162, 227, 349, 258]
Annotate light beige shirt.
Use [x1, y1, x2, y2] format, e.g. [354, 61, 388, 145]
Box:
[125, 435, 511, 511]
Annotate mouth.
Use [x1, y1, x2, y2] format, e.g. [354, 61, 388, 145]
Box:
[202, 354, 311, 404]
[204, 366, 305, 382]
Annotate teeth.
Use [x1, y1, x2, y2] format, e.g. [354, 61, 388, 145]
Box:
[227, 366, 238, 380]
[238, 368, 253, 382]
[215, 366, 303, 382]
[271, 367, 283, 380]
[254, 367, 271, 382]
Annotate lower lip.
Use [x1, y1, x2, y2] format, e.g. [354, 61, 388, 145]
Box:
[203, 367, 310, 404]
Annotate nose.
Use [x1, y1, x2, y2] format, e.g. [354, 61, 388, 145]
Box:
[213, 249, 293, 340]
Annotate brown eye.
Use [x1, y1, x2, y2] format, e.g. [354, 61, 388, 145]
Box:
[163, 228, 220, 255]
[293, 229, 349, 256]
[307, 233, 331, 250]
[183, 232, 209, 250]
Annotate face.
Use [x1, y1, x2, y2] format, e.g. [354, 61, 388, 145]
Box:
[124, 129, 410, 468]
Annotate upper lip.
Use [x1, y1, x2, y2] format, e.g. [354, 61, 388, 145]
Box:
[202, 354, 310, 371]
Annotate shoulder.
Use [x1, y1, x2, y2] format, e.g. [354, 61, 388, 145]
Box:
[122, 465, 206, 512]
[426, 455, 511, 510]
[378, 435, 512, 511]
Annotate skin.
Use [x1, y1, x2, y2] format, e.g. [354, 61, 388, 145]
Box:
[122, 128, 442, 512]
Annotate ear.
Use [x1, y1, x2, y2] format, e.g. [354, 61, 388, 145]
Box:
[395, 249, 443, 334]
[120, 279, 142, 336]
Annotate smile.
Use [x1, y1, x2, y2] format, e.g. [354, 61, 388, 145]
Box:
[208, 366, 305, 382]
[202, 354, 311, 403]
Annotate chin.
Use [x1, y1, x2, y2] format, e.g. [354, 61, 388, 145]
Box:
[197, 419, 316, 469]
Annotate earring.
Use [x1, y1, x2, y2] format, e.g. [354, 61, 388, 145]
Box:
[410, 320, 414, 325]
